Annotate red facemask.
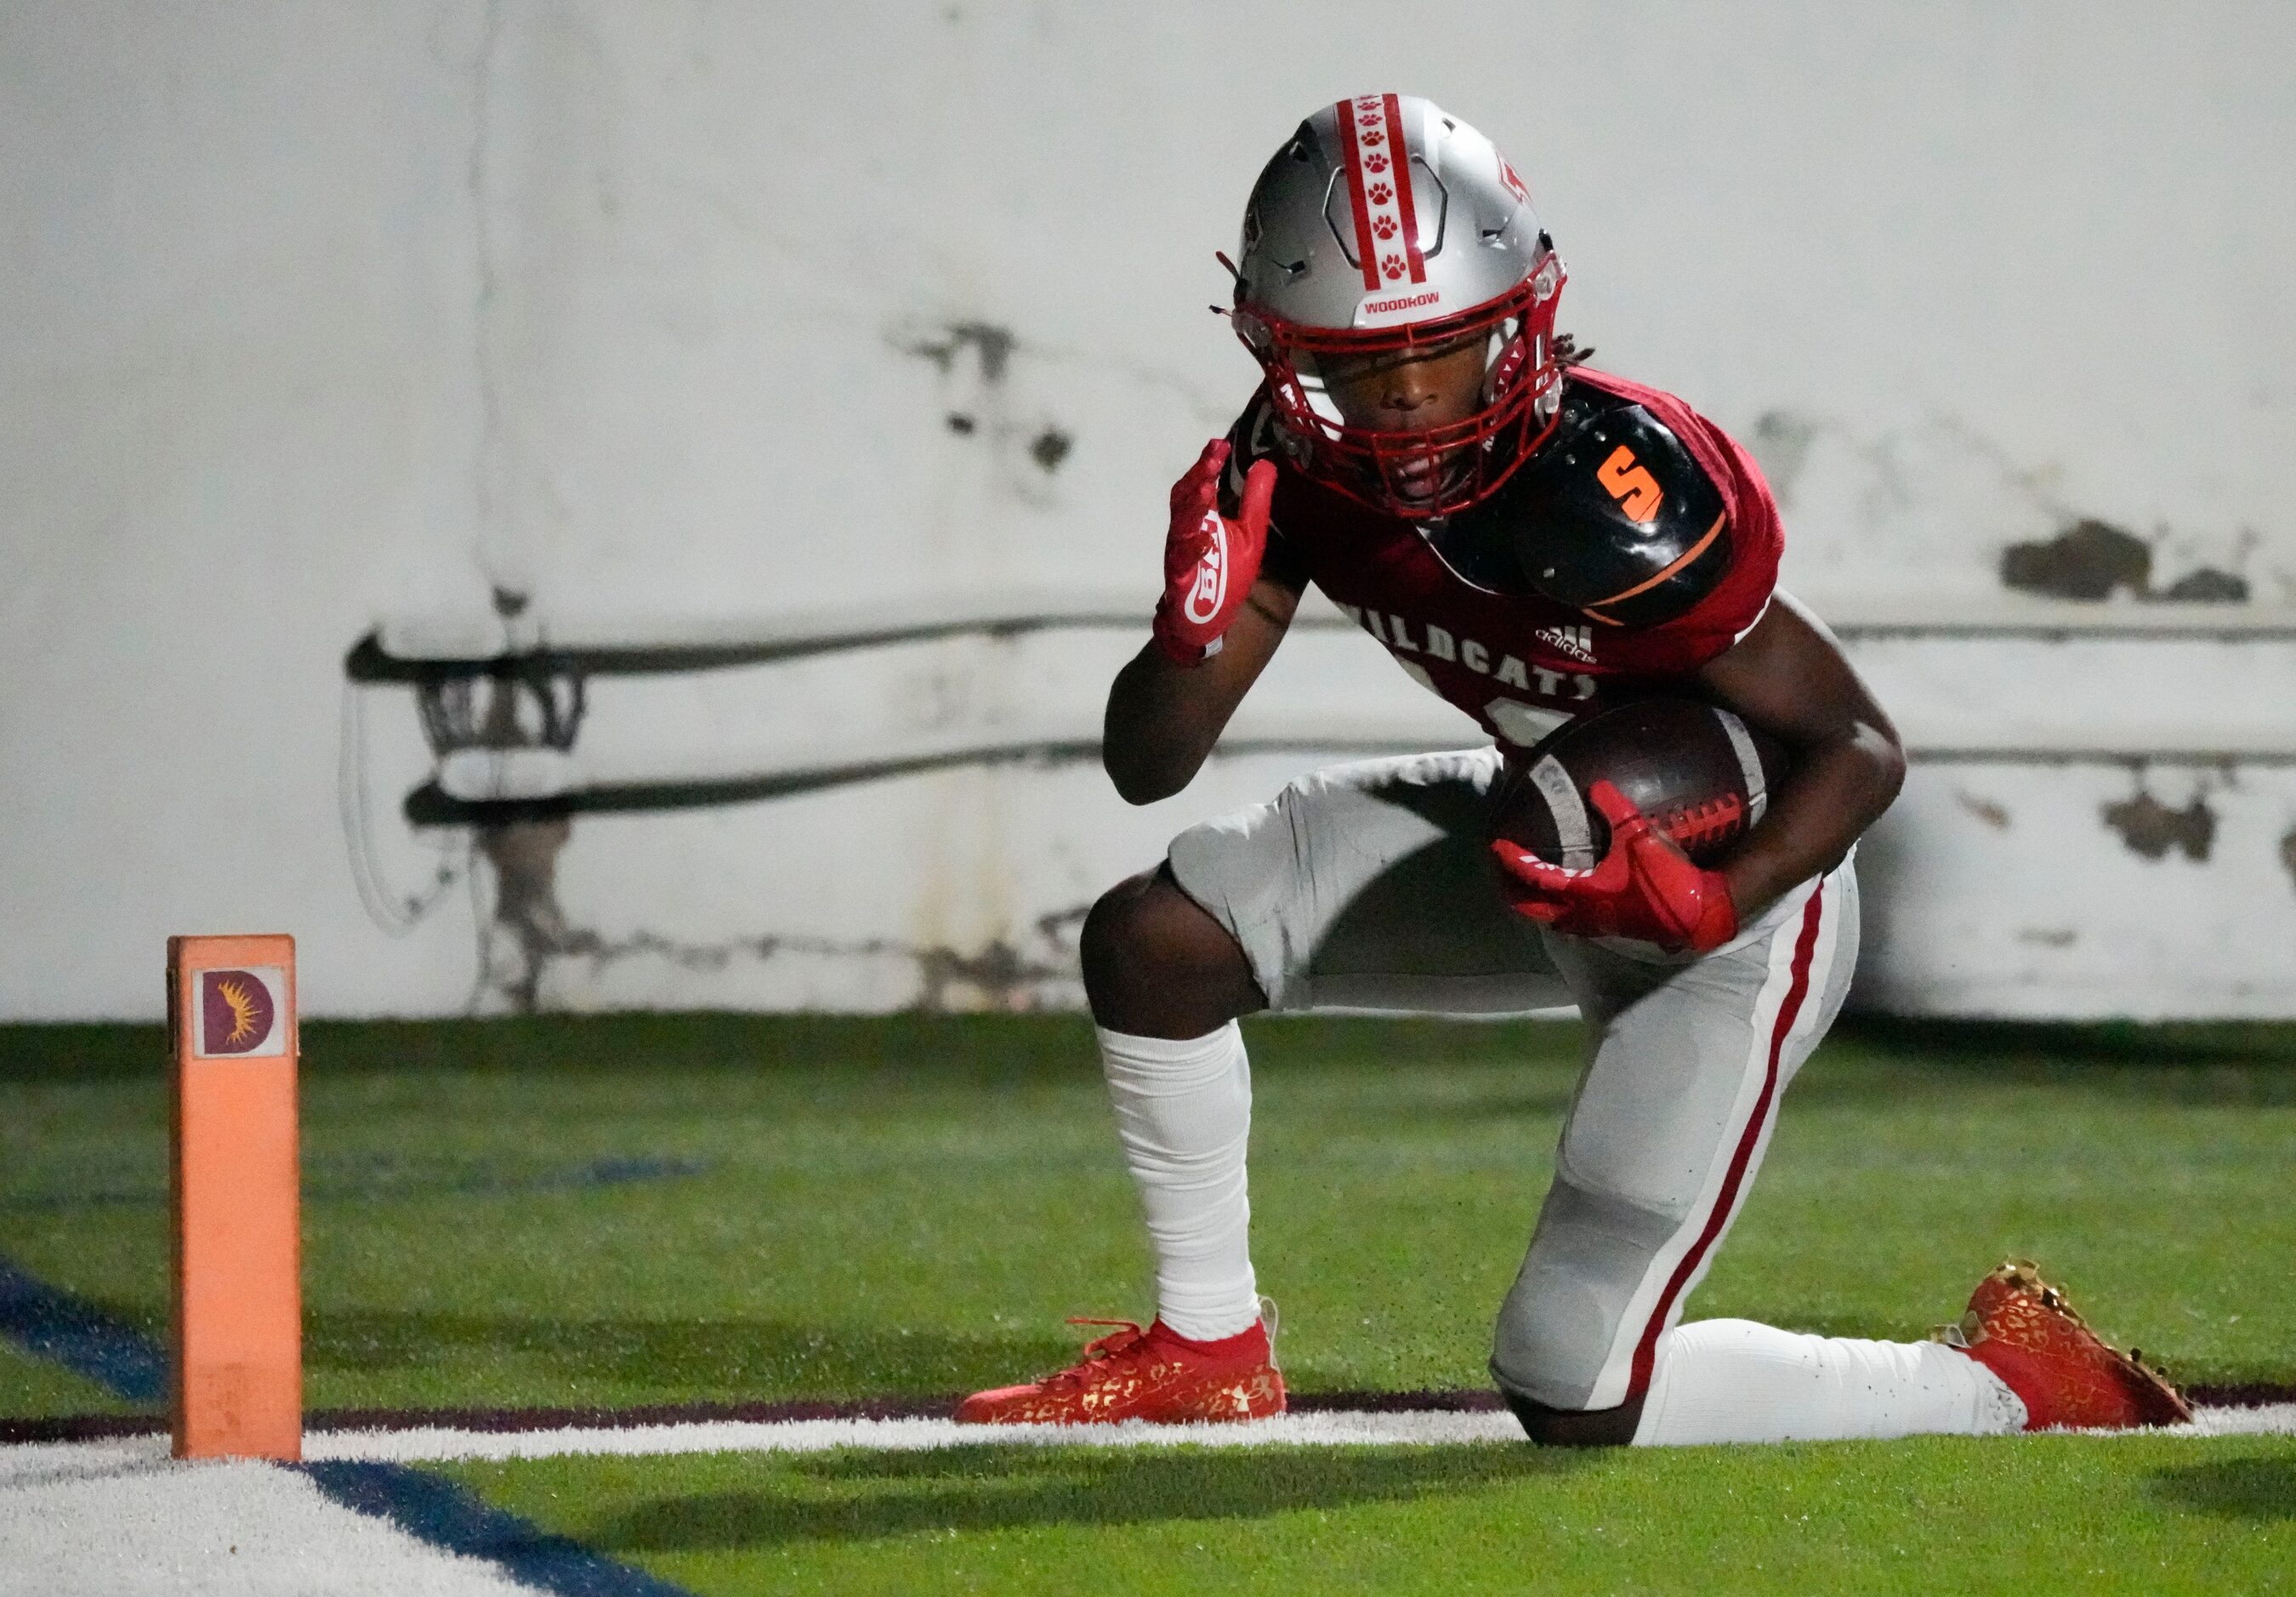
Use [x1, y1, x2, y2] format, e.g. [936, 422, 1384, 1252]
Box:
[1231, 257, 1567, 520]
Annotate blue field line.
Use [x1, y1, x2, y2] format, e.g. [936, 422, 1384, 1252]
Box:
[0, 1153, 710, 1213]
[303, 1462, 696, 1597]
[0, 1252, 166, 1401]
[0, 1251, 685, 1593]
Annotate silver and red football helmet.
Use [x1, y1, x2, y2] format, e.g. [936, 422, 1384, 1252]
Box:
[1230, 94, 1566, 519]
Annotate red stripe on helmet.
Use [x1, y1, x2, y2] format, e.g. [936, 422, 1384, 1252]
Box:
[1334, 97, 1384, 293]
[1381, 94, 1426, 285]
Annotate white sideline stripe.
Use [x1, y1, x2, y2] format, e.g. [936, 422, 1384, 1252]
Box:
[2145, 1402, 2296, 1438]
[10, 1407, 2286, 1596]
[1, 1403, 2287, 1480]
[0, 1401, 2259, 1469]
[293, 1399, 2296, 1458]
[0, 1444, 527, 1597]
[303, 1410, 1531, 1463]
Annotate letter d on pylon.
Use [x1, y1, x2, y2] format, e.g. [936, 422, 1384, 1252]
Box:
[168, 935, 301, 1460]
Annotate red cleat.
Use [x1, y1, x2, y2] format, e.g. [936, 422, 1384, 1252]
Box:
[1938, 1260, 2192, 1431]
[956, 1307, 1285, 1426]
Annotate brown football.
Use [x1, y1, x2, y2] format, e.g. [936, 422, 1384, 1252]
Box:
[1489, 698, 1791, 868]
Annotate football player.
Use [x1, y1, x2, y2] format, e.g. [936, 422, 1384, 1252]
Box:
[958, 96, 2187, 1443]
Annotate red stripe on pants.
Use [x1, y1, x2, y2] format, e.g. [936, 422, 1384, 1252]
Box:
[1624, 884, 1827, 1401]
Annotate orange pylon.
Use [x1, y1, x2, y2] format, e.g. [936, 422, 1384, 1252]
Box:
[168, 935, 301, 1460]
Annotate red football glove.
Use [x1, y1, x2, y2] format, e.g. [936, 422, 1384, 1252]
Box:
[1491, 780, 1740, 952]
[1153, 439, 1276, 666]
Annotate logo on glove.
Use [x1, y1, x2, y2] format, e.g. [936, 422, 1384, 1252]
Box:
[1155, 438, 1274, 667]
[1182, 512, 1229, 625]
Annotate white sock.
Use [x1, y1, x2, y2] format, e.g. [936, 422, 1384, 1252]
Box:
[1632, 1318, 2028, 1446]
[1097, 1022, 1260, 1342]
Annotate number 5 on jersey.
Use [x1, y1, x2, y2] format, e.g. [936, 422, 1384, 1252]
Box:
[1596, 444, 1664, 526]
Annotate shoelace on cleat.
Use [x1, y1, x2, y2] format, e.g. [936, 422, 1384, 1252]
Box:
[1031, 1318, 1151, 1390]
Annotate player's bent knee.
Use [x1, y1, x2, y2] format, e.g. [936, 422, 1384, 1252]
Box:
[1491, 1174, 1687, 1407]
[1077, 871, 1176, 1004]
[1492, 1324, 1643, 1446]
[1079, 867, 1259, 1037]
[1502, 1391, 1641, 1447]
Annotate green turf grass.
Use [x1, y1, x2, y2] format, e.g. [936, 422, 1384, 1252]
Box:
[0, 1344, 133, 1417]
[435, 1431, 2296, 1595]
[1, 1014, 2292, 1419]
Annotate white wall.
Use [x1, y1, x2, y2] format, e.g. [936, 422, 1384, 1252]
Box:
[4, 2, 2293, 1020]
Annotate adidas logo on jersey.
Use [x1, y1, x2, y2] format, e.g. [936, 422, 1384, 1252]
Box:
[1533, 624, 1595, 663]
[1333, 605, 1597, 702]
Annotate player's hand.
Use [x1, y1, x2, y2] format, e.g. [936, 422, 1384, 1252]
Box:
[1153, 439, 1276, 666]
[1490, 781, 1739, 952]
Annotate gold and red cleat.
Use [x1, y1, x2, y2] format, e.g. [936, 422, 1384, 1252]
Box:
[1937, 1259, 2192, 1431]
[955, 1305, 1285, 1426]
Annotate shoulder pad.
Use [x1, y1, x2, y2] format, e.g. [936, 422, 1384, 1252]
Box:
[1217, 389, 1312, 588]
[1500, 385, 1731, 627]
[1218, 391, 1286, 515]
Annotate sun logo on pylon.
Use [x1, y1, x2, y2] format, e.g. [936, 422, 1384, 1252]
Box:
[198, 968, 277, 1056]
[216, 979, 260, 1046]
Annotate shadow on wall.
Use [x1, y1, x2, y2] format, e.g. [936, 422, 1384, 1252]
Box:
[469, 817, 1091, 1016]
[1742, 408, 2267, 604]
[2000, 520, 2248, 604]
[2098, 791, 2216, 862]
[895, 319, 1077, 504]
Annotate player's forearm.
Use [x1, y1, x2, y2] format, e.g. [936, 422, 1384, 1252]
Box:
[1105, 579, 1297, 804]
[1719, 721, 1904, 920]
[1102, 646, 1242, 804]
[1697, 593, 1904, 923]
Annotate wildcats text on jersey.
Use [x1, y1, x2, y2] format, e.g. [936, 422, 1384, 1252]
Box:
[1333, 603, 1597, 701]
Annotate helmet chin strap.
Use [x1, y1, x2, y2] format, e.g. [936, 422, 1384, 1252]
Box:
[1532, 360, 1562, 427]
[1478, 317, 1521, 405]
[1298, 372, 1344, 430]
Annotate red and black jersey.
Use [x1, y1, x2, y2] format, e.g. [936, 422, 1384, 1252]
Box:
[1220, 367, 1782, 752]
